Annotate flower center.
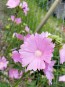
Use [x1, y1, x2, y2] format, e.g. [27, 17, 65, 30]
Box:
[35, 50, 42, 57]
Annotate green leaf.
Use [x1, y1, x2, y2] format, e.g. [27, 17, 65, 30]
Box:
[0, 82, 10, 87]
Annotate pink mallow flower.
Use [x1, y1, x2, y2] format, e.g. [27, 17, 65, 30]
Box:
[44, 61, 55, 85]
[6, 0, 20, 8]
[0, 56, 8, 70]
[41, 32, 51, 38]
[24, 34, 30, 41]
[13, 33, 24, 40]
[19, 33, 55, 71]
[11, 15, 22, 24]
[59, 44, 65, 64]
[20, 1, 29, 16]
[15, 18, 22, 24]
[9, 68, 23, 79]
[25, 26, 30, 33]
[12, 50, 22, 63]
[11, 15, 15, 21]
[59, 75, 65, 82]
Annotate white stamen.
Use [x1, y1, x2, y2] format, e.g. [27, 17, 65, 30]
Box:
[35, 50, 42, 57]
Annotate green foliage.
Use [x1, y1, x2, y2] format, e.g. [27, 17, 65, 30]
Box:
[26, 81, 36, 87]
[35, 0, 47, 9]
[0, 82, 10, 87]
[50, 35, 63, 46]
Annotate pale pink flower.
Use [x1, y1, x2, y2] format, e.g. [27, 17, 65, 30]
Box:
[13, 33, 24, 40]
[20, 1, 29, 16]
[19, 33, 55, 71]
[25, 26, 30, 33]
[6, 0, 20, 8]
[15, 18, 22, 24]
[24, 34, 30, 41]
[59, 44, 65, 64]
[59, 75, 65, 82]
[44, 61, 55, 85]
[12, 50, 22, 63]
[0, 56, 8, 70]
[11, 15, 15, 21]
[11, 15, 22, 24]
[41, 32, 51, 38]
[9, 68, 23, 79]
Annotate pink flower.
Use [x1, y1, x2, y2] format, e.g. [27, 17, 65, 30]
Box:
[59, 44, 65, 64]
[0, 56, 8, 70]
[11, 15, 15, 21]
[41, 32, 51, 38]
[19, 33, 55, 71]
[6, 0, 20, 8]
[24, 34, 30, 41]
[59, 75, 65, 82]
[12, 50, 22, 63]
[44, 61, 55, 85]
[9, 68, 23, 79]
[20, 1, 29, 16]
[11, 15, 22, 24]
[15, 18, 22, 24]
[13, 33, 24, 40]
[25, 26, 30, 33]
